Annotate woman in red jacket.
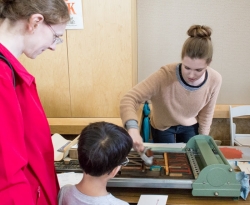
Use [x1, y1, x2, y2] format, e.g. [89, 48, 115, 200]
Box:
[0, 0, 70, 204]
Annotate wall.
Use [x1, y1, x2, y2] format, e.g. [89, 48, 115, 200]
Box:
[17, 1, 250, 143]
[137, 0, 250, 104]
[137, 0, 250, 144]
[19, 0, 137, 118]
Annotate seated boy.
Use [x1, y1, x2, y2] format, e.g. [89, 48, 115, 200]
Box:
[58, 121, 133, 205]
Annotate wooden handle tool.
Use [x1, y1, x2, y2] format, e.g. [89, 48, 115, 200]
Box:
[164, 152, 169, 175]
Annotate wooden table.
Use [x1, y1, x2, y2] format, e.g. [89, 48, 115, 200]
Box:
[107, 187, 250, 205]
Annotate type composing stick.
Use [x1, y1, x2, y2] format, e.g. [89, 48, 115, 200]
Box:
[164, 152, 169, 175]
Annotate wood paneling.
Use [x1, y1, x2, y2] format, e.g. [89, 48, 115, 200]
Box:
[48, 117, 122, 134]
[67, 0, 135, 117]
[48, 104, 143, 134]
[19, 0, 136, 118]
[19, 36, 71, 117]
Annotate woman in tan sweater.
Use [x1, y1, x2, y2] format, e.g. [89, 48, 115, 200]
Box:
[120, 25, 222, 152]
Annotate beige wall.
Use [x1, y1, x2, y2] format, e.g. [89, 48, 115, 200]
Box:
[19, 0, 136, 118]
[137, 0, 250, 104]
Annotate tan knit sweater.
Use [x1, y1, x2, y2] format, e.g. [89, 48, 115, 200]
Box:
[120, 63, 222, 135]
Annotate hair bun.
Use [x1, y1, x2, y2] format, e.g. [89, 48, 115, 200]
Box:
[187, 25, 212, 39]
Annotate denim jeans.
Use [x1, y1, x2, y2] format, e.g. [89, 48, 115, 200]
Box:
[151, 123, 199, 143]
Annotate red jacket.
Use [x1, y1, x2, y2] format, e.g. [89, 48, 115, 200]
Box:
[0, 44, 59, 205]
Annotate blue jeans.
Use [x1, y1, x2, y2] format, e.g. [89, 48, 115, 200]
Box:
[151, 123, 199, 143]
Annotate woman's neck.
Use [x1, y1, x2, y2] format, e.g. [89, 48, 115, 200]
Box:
[0, 19, 25, 58]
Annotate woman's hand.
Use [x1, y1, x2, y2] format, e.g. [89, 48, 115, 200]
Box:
[128, 128, 144, 152]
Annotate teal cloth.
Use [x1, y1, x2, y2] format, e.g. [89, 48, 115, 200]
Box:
[142, 102, 150, 142]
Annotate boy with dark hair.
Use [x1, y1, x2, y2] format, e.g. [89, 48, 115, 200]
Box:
[58, 121, 133, 205]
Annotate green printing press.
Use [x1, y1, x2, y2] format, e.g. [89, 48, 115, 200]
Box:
[108, 135, 241, 198]
[185, 135, 241, 197]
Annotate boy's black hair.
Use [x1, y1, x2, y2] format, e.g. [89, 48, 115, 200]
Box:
[77, 121, 133, 176]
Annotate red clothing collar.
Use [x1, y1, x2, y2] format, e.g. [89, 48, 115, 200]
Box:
[0, 43, 34, 86]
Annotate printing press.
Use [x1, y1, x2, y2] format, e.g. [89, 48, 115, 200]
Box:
[108, 135, 241, 198]
[54, 135, 242, 198]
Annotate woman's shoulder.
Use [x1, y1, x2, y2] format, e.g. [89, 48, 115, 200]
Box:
[207, 66, 222, 81]
[161, 62, 179, 71]
[159, 62, 179, 76]
[141, 63, 179, 84]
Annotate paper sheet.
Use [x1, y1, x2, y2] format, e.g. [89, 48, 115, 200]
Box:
[237, 162, 250, 174]
[52, 133, 70, 161]
[137, 195, 168, 205]
[52, 134, 80, 161]
[57, 172, 83, 188]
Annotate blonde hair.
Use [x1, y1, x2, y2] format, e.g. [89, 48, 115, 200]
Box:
[181, 25, 213, 64]
[0, 0, 70, 24]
